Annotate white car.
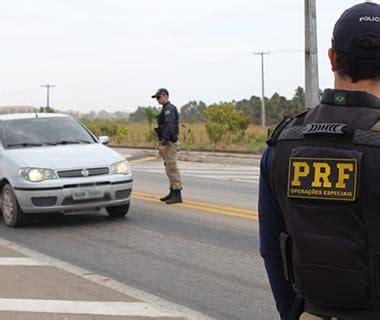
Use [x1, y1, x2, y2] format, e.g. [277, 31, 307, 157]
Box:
[0, 113, 133, 227]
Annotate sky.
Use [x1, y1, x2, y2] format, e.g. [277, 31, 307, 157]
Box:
[0, 0, 369, 112]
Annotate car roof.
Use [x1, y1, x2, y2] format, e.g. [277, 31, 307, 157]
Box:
[0, 113, 71, 121]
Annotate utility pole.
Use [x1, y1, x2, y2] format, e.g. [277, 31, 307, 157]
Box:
[254, 51, 270, 130]
[305, 0, 319, 109]
[40, 84, 56, 109]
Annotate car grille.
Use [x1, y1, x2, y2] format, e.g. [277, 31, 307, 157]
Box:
[63, 182, 110, 189]
[116, 189, 131, 199]
[31, 196, 58, 207]
[57, 167, 109, 178]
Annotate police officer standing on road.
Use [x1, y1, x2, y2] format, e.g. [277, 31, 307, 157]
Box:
[259, 2, 380, 320]
[152, 88, 183, 204]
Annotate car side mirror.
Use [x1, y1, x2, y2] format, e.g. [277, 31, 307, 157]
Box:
[98, 136, 110, 145]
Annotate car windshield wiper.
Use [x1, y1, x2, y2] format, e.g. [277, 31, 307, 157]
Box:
[48, 139, 92, 145]
[7, 142, 43, 148]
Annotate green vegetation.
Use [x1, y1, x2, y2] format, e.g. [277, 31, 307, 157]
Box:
[204, 103, 249, 149]
[79, 86, 307, 153]
[143, 107, 158, 130]
[39, 106, 56, 113]
[81, 119, 267, 153]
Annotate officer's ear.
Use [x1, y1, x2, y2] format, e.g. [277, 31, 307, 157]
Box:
[328, 48, 337, 72]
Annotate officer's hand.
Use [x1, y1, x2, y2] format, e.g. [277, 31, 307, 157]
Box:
[159, 144, 166, 157]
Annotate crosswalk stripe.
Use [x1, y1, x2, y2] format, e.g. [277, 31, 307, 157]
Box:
[0, 257, 49, 266]
[0, 299, 172, 317]
[133, 170, 258, 176]
[0, 240, 215, 320]
[131, 162, 259, 183]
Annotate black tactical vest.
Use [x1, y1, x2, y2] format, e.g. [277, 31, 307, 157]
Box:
[269, 89, 380, 318]
[156, 103, 179, 143]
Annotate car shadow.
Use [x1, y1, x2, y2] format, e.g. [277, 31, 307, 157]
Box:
[20, 210, 130, 229]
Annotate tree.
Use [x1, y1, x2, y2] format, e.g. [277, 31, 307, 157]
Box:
[287, 86, 305, 116]
[40, 106, 55, 113]
[205, 122, 227, 149]
[267, 93, 288, 124]
[235, 96, 262, 125]
[204, 103, 249, 148]
[129, 106, 159, 123]
[180, 101, 207, 123]
[143, 107, 158, 129]
[128, 106, 146, 122]
[99, 121, 119, 137]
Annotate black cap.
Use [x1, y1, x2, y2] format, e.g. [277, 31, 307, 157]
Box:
[332, 2, 380, 59]
[151, 88, 169, 99]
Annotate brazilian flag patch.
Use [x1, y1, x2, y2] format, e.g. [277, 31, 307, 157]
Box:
[334, 92, 346, 105]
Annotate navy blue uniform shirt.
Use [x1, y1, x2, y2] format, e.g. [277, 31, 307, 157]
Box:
[259, 146, 295, 320]
[156, 102, 179, 145]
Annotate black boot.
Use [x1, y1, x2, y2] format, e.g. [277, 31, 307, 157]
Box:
[166, 189, 182, 204]
[160, 189, 172, 202]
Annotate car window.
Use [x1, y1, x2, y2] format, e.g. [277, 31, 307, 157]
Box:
[3, 117, 96, 148]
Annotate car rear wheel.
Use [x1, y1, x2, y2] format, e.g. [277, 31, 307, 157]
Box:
[106, 203, 130, 218]
[2, 184, 25, 227]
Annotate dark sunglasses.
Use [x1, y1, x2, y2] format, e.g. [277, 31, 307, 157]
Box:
[156, 95, 162, 100]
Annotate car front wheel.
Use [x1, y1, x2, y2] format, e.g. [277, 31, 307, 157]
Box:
[106, 203, 130, 218]
[2, 184, 25, 227]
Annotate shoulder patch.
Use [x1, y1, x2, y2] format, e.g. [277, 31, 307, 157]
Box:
[334, 92, 346, 105]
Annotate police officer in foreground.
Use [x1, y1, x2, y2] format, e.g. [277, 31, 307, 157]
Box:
[259, 2, 380, 320]
[152, 88, 183, 204]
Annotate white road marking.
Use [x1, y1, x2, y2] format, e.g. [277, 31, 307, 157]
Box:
[0, 239, 215, 320]
[131, 161, 259, 184]
[0, 299, 170, 317]
[0, 257, 49, 266]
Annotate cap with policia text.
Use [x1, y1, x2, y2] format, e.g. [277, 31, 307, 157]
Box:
[151, 88, 169, 99]
[332, 2, 380, 59]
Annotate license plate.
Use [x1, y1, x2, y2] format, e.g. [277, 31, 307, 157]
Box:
[72, 189, 104, 200]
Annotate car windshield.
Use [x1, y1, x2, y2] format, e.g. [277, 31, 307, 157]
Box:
[3, 117, 96, 149]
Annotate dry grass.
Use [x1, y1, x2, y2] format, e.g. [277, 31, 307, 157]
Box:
[124, 123, 268, 153]
[83, 120, 268, 153]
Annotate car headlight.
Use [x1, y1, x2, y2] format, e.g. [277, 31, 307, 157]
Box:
[111, 160, 130, 175]
[19, 168, 57, 182]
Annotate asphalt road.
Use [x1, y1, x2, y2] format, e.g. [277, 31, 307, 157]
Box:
[0, 155, 277, 320]
[130, 158, 259, 211]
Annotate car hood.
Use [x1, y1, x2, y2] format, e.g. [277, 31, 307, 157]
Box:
[5, 144, 125, 169]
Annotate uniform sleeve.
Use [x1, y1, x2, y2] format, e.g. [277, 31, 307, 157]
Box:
[258, 147, 295, 320]
[160, 107, 176, 145]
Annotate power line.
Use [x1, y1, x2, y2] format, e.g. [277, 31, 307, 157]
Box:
[270, 49, 303, 54]
[40, 84, 56, 108]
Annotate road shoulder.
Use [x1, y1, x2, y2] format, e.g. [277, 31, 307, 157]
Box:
[0, 239, 213, 320]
